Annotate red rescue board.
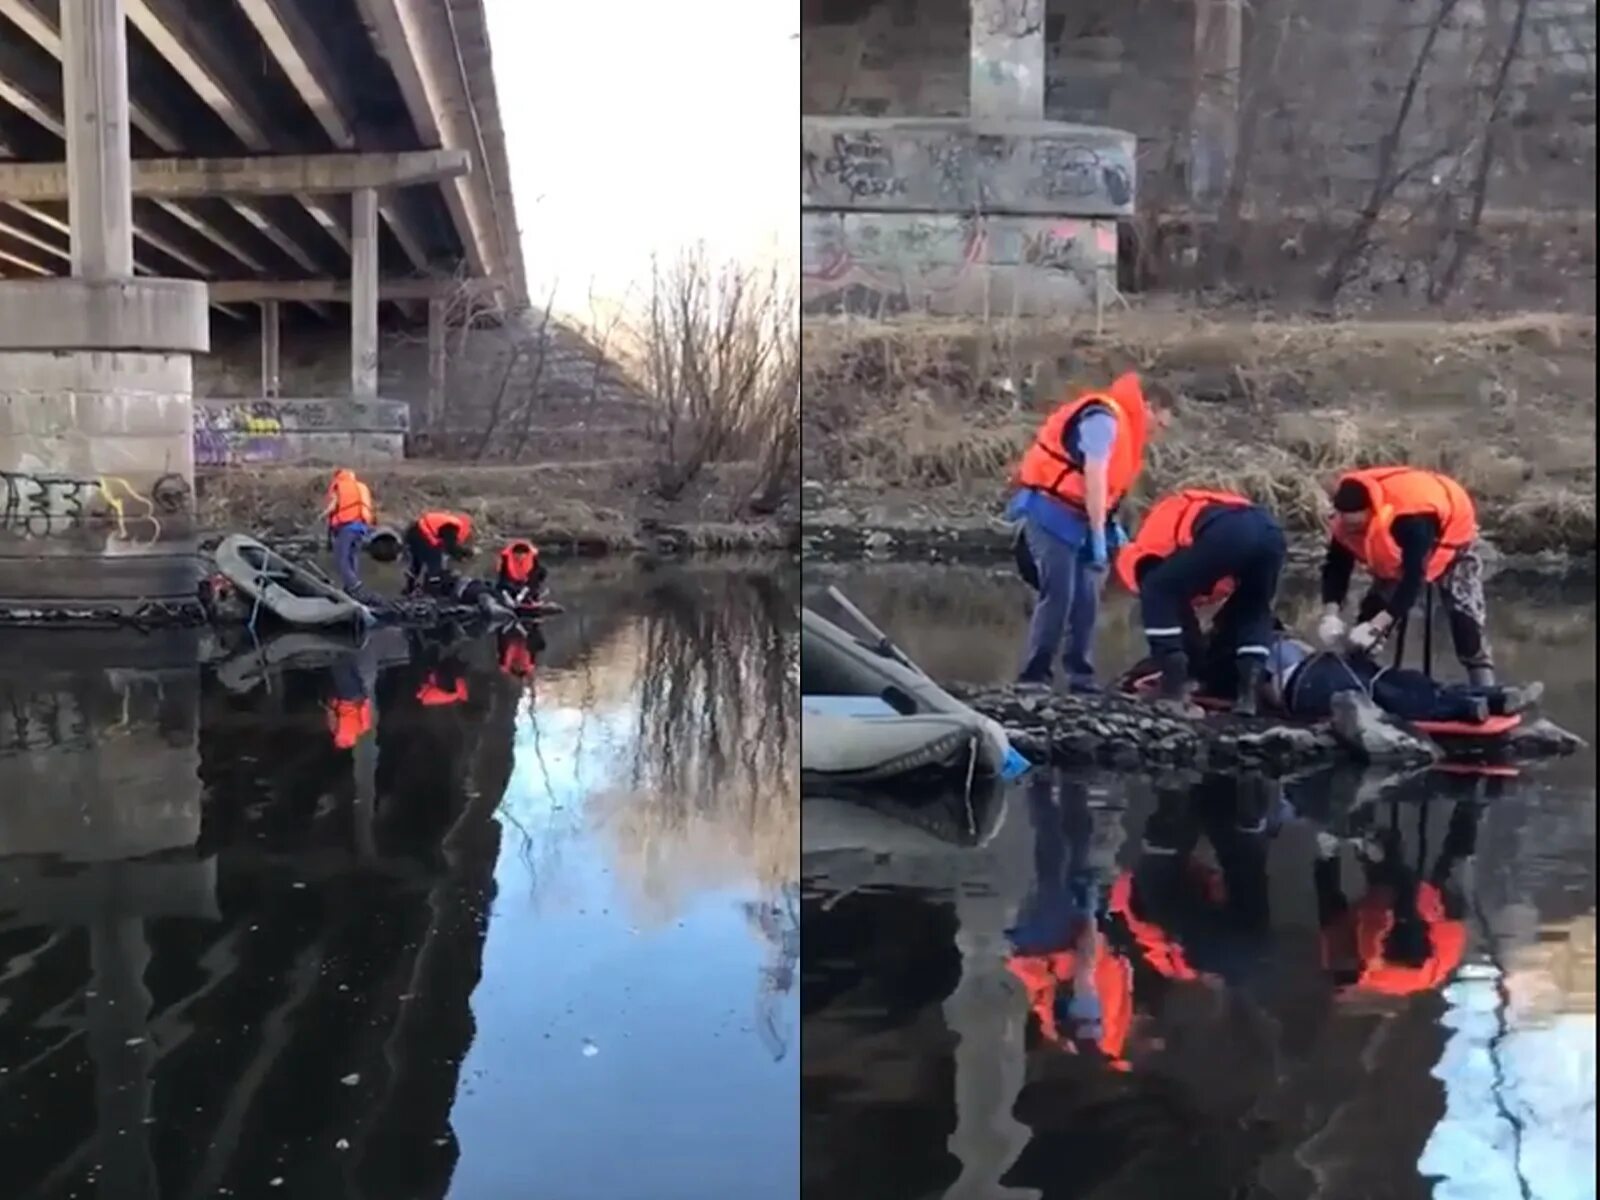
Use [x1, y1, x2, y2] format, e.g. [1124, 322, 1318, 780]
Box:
[1411, 714, 1522, 738]
[1124, 673, 1234, 711]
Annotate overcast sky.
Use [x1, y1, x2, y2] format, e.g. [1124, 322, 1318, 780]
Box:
[485, 0, 797, 317]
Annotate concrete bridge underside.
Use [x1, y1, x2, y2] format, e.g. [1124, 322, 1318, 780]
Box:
[0, 0, 525, 611]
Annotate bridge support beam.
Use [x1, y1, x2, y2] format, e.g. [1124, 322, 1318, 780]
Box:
[0, 0, 208, 612]
[351, 187, 379, 398]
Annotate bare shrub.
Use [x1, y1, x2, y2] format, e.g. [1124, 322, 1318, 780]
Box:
[637, 247, 799, 506]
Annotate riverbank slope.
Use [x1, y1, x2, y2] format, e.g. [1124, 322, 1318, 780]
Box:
[802, 309, 1595, 563]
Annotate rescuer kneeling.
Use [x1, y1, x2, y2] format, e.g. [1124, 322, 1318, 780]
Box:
[403, 509, 475, 597]
[1117, 488, 1286, 717]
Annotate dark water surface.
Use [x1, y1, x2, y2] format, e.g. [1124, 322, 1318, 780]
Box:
[0, 561, 799, 1200]
[803, 564, 1595, 1200]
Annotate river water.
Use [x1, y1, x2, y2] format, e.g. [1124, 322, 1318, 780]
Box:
[803, 564, 1595, 1200]
[0, 560, 800, 1200]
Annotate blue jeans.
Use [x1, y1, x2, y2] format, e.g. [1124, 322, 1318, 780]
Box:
[331, 522, 368, 593]
[1018, 516, 1103, 687]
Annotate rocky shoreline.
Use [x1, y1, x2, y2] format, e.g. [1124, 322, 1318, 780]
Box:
[954, 684, 1586, 775]
[802, 516, 1595, 576]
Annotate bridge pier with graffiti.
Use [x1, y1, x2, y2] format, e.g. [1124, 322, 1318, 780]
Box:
[801, 0, 1136, 316]
[0, 0, 522, 612]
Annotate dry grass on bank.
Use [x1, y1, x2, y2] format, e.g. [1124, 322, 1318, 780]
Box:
[194, 459, 792, 552]
[802, 311, 1597, 554]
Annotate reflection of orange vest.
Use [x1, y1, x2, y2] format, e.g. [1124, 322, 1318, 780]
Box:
[1335, 882, 1467, 997]
[1108, 870, 1205, 982]
[1006, 933, 1134, 1070]
[325, 697, 372, 750]
[498, 540, 539, 584]
[417, 674, 468, 707]
[416, 511, 473, 549]
[1115, 488, 1251, 604]
[500, 638, 535, 679]
[326, 471, 374, 529]
[1330, 467, 1476, 582]
[1013, 373, 1149, 513]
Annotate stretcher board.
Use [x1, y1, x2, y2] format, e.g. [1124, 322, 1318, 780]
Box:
[1411, 714, 1522, 738]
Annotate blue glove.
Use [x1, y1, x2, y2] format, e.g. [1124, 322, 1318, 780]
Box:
[1107, 519, 1130, 552]
[1082, 528, 1109, 571]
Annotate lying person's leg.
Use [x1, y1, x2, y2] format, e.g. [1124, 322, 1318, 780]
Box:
[1371, 668, 1488, 723]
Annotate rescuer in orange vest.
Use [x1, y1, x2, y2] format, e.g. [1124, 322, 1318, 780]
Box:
[494, 540, 548, 607]
[402, 510, 474, 596]
[1116, 488, 1286, 716]
[1317, 467, 1494, 685]
[1008, 372, 1159, 691]
[322, 469, 375, 594]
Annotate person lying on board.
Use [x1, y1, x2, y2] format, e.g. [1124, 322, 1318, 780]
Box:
[1120, 627, 1541, 726]
[1255, 635, 1541, 724]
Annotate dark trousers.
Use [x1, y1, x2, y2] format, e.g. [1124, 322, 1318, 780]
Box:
[331, 522, 367, 594]
[1141, 506, 1286, 663]
[1355, 540, 1493, 672]
[403, 526, 446, 595]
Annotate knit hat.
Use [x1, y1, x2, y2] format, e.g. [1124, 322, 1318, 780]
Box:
[1332, 479, 1373, 514]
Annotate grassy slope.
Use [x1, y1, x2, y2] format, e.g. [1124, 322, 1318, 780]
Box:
[802, 310, 1596, 556]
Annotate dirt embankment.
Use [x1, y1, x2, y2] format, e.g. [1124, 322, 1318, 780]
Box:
[197, 460, 798, 557]
[801, 308, 1596, 565]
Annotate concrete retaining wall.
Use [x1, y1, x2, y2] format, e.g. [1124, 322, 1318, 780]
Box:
[802, 116, 1130, 314]
[194, 397, 410, 467]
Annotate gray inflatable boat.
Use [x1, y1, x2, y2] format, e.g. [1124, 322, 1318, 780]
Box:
[212, 534, 374, 628]
[801, 589, 1017, 791]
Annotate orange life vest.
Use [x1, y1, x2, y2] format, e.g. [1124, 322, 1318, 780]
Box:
[1013, 372, 1149, 514]
[1006, 934, 1134, 1070]
[417, 673, 469, 707]
[1115, 488, 1252, 603]
[1334, 882, 1467, 997]
[1330, 467, 1477, 583]
[326, 470, 374, 529]
[498, 540, 540, 584]
[325, 697, 372, 750]
[416, 510, 473, 550]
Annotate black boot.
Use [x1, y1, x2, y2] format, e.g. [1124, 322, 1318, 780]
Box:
[1157, 651, 1189, 703]
[1234, 656, 1264, 718]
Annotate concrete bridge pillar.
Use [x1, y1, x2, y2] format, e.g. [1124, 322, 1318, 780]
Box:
[352, 187, 379, 398]
[0, 0, 208, 612]
[260, 300, 281, 399]
[970, 0, 1045, 119]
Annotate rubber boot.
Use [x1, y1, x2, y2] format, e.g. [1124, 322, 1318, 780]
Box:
[1156, 652, 1189, 703]
[1467, 665, 1497, 688]
[1492, 681, 1543, 716]
[1463, 695, 1491, 724]
[1234, 656, 1264, 718]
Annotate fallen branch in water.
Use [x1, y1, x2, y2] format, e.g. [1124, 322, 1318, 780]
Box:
[953, 685, 1586, 775]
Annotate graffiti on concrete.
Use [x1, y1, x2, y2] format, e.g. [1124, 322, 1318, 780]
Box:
[804, 120, 1137, 217]
[822, 133, 907, 201]
[194, 398, 408, 467]
[0, 469, 181, 543]
[1030, 140, 1133, 207]
[803, 212, 1117, 315]
[1021, 219, 1119, 272]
